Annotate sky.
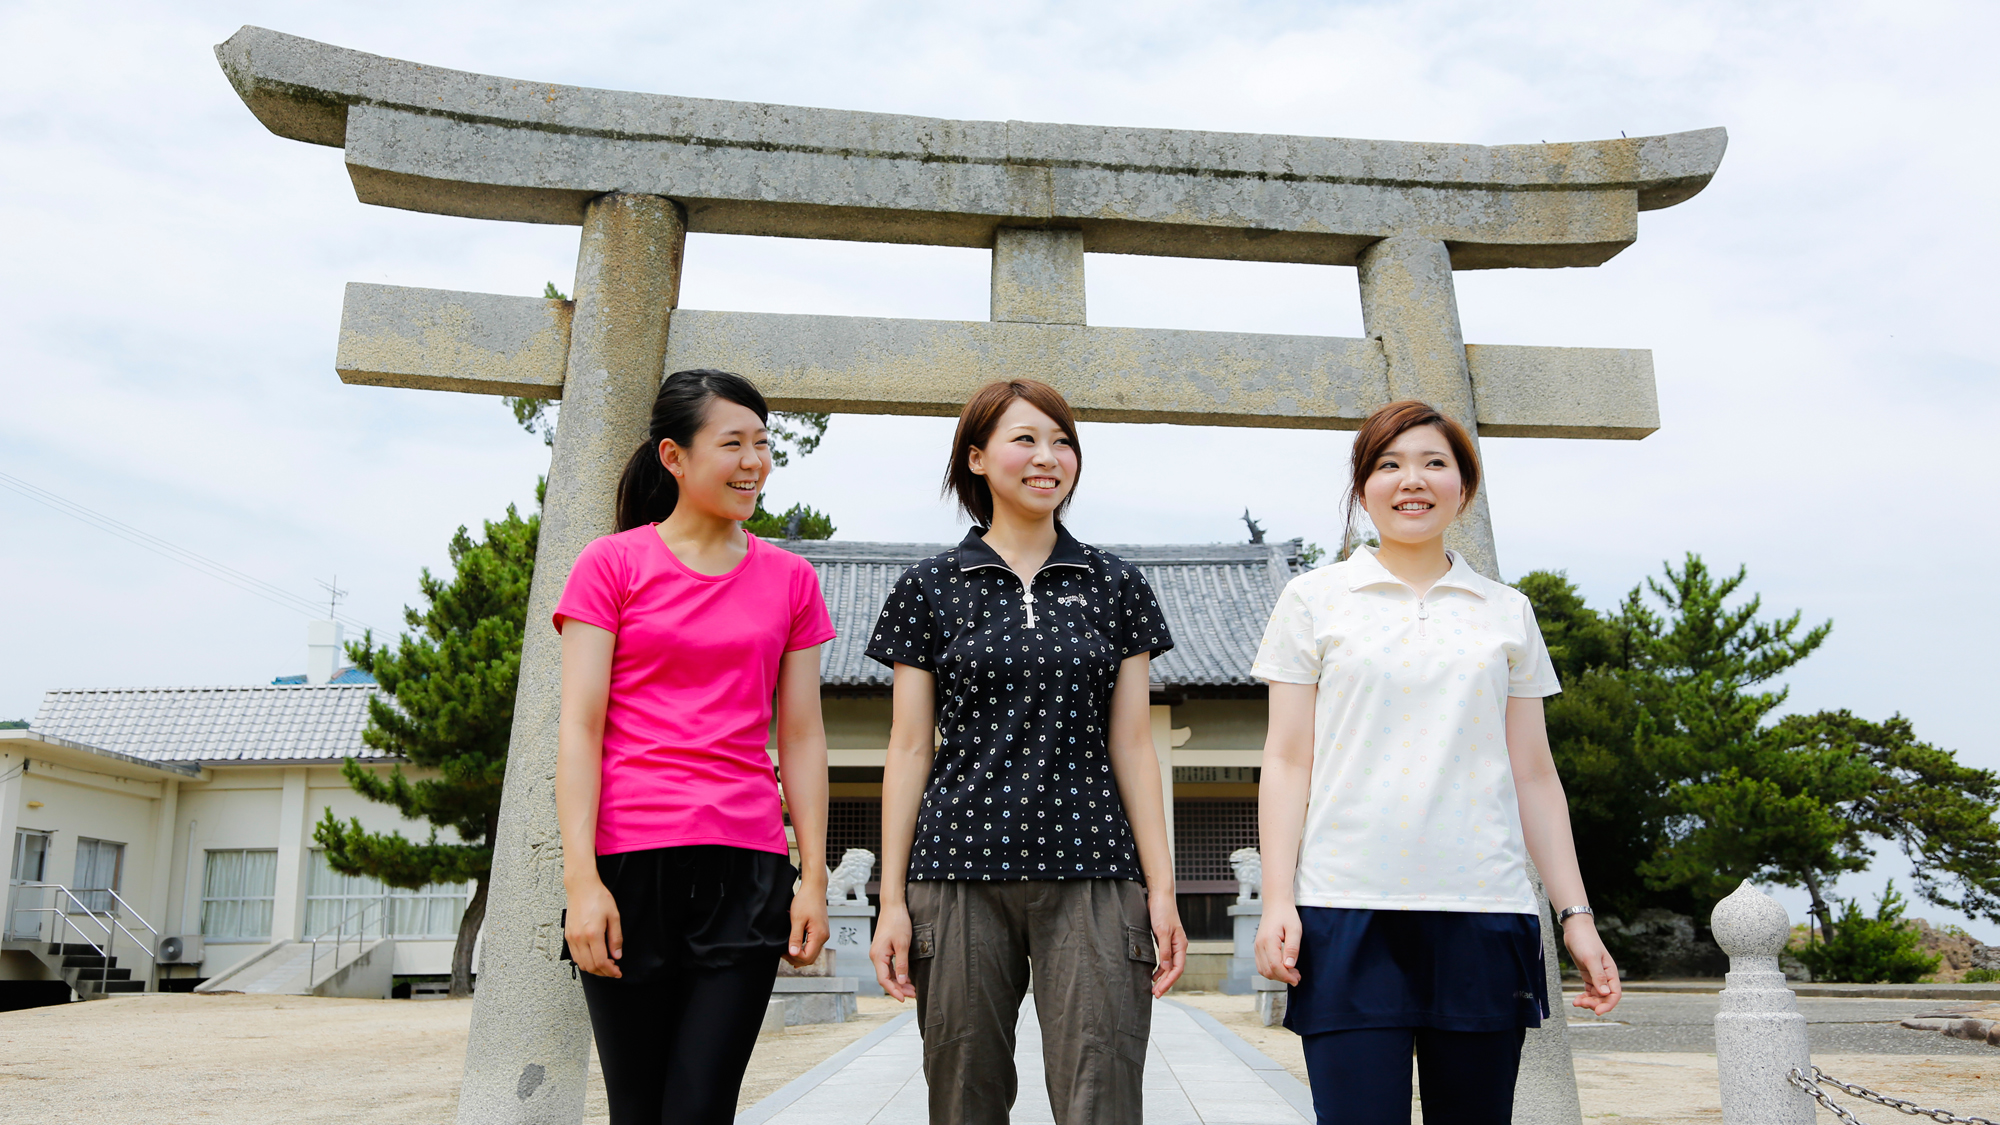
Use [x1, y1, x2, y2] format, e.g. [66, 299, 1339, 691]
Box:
[3, 0, 1996, 938]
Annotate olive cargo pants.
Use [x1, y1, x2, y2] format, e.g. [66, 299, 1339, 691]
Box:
[908, 878, 1155, 1125]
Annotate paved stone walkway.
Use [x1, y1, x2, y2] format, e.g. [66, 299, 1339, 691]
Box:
[738, 998, 1313, 1124]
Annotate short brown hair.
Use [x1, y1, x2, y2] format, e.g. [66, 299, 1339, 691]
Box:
[1346, 401, 1481, 531]
[943, 380, 1083, 526]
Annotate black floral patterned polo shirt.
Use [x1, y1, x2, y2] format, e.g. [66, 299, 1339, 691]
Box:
[865, 523, 1174, 883]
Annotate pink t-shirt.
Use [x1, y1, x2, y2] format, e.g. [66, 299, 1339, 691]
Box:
[553, 527, 836, 856]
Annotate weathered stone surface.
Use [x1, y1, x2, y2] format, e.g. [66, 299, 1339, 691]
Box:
[336, 283, 569, 398]
[215, 26, 1724, 268]
[1464, 344, 1658, 439]
[1358, 234, 1502, 579]
[329, 286, 1659, 440]
[455, 194, 685, 1125]
[991, 228, 1085, 325]
[1712, 882, 1816, 1125]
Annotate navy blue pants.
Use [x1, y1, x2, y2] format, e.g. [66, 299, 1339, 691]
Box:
[1301, 1025, 1526, 1125]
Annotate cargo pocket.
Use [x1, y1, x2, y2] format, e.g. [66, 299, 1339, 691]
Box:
[910, 920, 944, 1036]
[1116, 924, 1157, 1060]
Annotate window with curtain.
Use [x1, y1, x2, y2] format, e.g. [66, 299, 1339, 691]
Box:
[305, 851, 470, 940]
[201, 849, 277, 940]
[71, 838, 125, 913]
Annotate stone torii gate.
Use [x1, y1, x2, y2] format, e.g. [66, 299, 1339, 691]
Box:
[216, 26, 1724, 1125]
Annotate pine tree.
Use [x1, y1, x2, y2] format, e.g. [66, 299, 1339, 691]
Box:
[313, 486, 539, 997]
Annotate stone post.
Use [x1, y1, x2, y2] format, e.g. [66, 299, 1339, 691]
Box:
[1357, 235, 1581, 1125]
[457, 193, 686, 1125]
[1711, 881, 1815, 1125]
[992, 228, 1086, 325]
[1356, 235, 1499, 580]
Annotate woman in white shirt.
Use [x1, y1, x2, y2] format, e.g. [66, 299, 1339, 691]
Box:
[1253, 400, 1621, 1125]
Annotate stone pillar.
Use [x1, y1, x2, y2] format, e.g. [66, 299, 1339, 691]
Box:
[826, 901, 880, 995]
[1355, 235, 1499, 581]
[1358, 235, 1580, 1125]
[992, 228, 1086, 325]
[1712, 881, 1814, 1125]
[457, 193, 686, 1125]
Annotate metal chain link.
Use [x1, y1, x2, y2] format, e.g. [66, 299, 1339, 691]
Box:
[1788, 1066, 1999, 1125]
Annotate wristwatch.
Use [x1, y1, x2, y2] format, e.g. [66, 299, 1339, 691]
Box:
[1556, 905, 1593, 925]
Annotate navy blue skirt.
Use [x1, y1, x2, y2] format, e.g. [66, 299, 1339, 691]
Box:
[1284, 907, 1549, 1035]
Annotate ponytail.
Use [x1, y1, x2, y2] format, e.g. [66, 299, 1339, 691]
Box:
[614, 369, 771, 531]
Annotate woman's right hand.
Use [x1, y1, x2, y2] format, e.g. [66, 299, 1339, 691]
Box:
[565, 878, 623, 978]
[1255, 900, 1303, 985]
[872, 901, 915, 1001]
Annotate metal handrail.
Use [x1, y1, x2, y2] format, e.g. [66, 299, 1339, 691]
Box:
[13, 882, 161, 990]
[308, 897, 386, 987]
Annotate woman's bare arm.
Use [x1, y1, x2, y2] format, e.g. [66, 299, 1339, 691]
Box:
[1106, 652, 1188, 995]
[775, 644, 831, 966]
[870, 663, 936, 1000]
[1507, 694, 1621, 1015]
[555, 622, 620, 977]
[1255, 681, 1316, 983]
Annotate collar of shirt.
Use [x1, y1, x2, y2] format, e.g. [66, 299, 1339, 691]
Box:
[954, 522, 1091, 579]
[1344, 544, 1487, 599]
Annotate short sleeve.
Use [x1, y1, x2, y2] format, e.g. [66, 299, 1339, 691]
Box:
[1507, 599, 1562, 698]
[552, 535, 624, 635]
[1113, 564, 1174, 660]
[787, 558, 838, 652]
[864, 566, 941, 672]
[1251, 577, 1324, 685]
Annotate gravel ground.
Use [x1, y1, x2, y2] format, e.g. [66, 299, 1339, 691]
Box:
[1, 991, 1990, 1124]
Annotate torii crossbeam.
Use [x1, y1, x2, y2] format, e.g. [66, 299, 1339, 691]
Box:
[216, 25, 1724, 1125]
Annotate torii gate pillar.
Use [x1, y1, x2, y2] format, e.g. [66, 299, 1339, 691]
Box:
[214, 25, 1726, 1125]
[459, 193, 684, 1122]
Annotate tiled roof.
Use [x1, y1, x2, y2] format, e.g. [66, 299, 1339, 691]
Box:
[778, 538, 1303, 691]
[32, 684, 385, 764]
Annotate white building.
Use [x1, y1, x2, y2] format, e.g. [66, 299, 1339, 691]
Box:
[1, 632, 472, 1009]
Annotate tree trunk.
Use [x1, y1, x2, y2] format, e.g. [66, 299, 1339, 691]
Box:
[1803, 870, 1831, 944]
[451, 872, 491, 999]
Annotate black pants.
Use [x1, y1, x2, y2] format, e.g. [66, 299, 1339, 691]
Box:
[1300, 1025, 1525, 1125]
[579, 958, 780, 1125]
[572, 845, 794, 1125]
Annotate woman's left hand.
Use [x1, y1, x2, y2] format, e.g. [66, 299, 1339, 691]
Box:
[1147, 888, 1189, 998]
[785, 882, 830, 968]
[1562, 916, 1622, 1015]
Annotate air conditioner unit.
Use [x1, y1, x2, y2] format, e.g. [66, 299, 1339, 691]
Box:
[157, 935, 204, 964]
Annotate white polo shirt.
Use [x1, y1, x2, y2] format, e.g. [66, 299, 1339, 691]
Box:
[1251, 546, 1559, 915]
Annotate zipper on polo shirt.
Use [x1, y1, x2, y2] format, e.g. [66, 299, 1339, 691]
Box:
[965, 557, 1089, 631]
[1418, 597, 1428, 637]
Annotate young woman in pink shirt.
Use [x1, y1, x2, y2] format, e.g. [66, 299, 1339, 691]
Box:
[554, 369, 837, 1125]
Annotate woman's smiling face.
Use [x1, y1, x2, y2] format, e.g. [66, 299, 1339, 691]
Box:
[1360, 423, 1465, 546]
[659, 397, 771, 523]
[967, 396, 1077, 521]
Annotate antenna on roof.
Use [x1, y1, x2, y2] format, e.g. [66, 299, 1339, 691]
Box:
[318, 575, 348, 619]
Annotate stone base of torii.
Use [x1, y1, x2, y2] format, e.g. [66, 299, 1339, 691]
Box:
[212, 25, 1726, 1124]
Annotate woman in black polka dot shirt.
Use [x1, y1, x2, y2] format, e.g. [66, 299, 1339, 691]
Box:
[866, 379, 1185, 1125]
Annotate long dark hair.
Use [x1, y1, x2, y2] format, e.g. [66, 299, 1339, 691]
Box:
[615, 369, 770, 531]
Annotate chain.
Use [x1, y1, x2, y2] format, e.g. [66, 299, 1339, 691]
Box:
[1788, 1067, 2000, 1125]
